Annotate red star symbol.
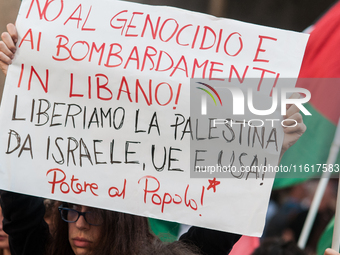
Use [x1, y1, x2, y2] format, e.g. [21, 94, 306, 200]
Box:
[207, 178, 220, 193]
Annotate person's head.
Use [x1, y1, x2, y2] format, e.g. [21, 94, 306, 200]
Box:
[48, 202, 155, 255]
[251, 238, 306, 255]
[140, 239, 201, 255]
[0, 206, 10, 254]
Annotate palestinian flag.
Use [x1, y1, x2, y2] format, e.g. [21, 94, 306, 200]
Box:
[274, 0, 340, 189]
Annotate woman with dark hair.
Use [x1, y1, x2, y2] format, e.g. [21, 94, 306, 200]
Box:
[48, 202, 155, 255]
[0, 191, 158, 255]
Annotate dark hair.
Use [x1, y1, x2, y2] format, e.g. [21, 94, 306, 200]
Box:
[251, 238, 306, 255]
[44, 199, 57, 219]
[47, 201, 156, 255]
[139, 239, 202, 255]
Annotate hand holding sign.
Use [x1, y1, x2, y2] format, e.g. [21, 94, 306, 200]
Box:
[280, 92, 307, 159]
[0, 23, 17, 76]
[324, 249, 340, 255]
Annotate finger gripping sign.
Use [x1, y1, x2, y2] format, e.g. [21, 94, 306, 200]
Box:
[0, 0, 309, 236]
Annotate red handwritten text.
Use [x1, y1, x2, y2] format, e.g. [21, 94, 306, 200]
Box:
[46, 168, 98, 196]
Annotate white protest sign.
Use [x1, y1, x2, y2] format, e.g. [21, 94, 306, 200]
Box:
[0, 0, 309, 236]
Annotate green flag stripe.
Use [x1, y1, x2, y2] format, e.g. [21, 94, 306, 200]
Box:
[148, 218, 180, 242]
[274, 103, 340, 189]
